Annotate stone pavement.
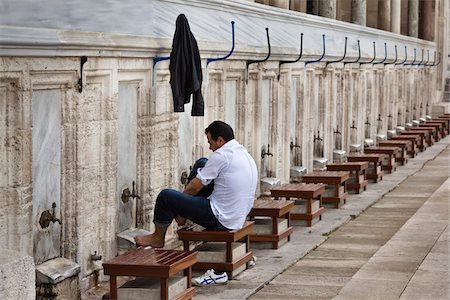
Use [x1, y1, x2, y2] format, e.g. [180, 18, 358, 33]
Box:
[193, 136, 449, 300]
[84, 136, 449, 300]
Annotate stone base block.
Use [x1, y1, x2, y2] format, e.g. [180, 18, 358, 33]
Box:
[396, 126, 405, 133]
[253, 217, 288, 235]
[313, 157, 328, 171]
[260, 177, 281, 195]
[290, 166, 307, 183]
[375, 134, 387, 142]
[196, 242, 246, 263]
[387, 130, 396, 139]
[333, 150, 346, 162]
[0, 249, 35, 300]
[412, 120, 420, 126]
[364, 139, 374, 147]
[349, 144, 361, 153]
[118, 276, 186, 300]
[323, 185, 344, 198]
[292, 199, 320, 214]
[348, 174, 365, 184]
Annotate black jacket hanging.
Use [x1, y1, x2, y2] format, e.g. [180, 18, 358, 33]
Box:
[169, 14, 204, 116]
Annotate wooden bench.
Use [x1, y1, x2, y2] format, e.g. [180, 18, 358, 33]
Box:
[435, 117, 450, 133]
[364, 147, 399, 173]
[326, 162, 369, 194]
[103, 249, 197, 300]
[347, 153, 385, 183]
[424, 121, 447, 137]
[270, 183, 326, 226]
[390, 135, 420, 157]
[248, 199, 294, 248]
[377, 140, 411, 165]
[301, 172, 349, 208]
[401, 130, 429, 150]
[412, 126, 440, 143]
[177, 221, 254, 279]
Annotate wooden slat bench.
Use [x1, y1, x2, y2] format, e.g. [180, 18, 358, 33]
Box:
[301, 172, 349, 208]
[248, 199, 294, 248]
[103, 249, 197, 300]
[390, 135, 420, 157]
[425, 120, 447, 137]
[412, 126, 440, 143]
[326, 162, 369, 194]
[177, 221, 254, 279]
[401, 130, 429, 150]
[377, 140, 411, 165]
[347, 153, 385, 182]
[435, 117, 450, 133]
[364, 147, 399, 173]
[270, 183, 326, 226]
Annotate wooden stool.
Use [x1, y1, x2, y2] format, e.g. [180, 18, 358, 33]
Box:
[177, 221, 254, 279]
[377, 140, 411, 165]
[302, 172, 349, 208]
[270, 183, 326, 226]
[103, 249, 197, 300]
[390, 135, 420, 157]
[248, 199, 294, 249]
[326, 162, 369, 194]
[401, 131, 429, 151]
[347, 153, 385, 183]
[425, 121, 447, 137]
[412, 126, 439, 143]
[364, 147, 399, 173]
[435, 117, 450, 134]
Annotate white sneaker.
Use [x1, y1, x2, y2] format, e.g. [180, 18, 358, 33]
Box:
[191, 269, 228, 286]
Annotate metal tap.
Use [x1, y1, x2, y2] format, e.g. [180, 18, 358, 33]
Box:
[261, 144, 274, 159]
[350, 121, 357, 129]
[290, 141, 301, 151]
[121, 181, 141, 203]
[313, 131, 322, 142]
[39, 202, 62, 229]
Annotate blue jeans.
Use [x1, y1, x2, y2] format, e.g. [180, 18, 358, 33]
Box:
[153, 158, 228, 231]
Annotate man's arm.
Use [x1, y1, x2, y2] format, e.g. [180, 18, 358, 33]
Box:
[183, 177, 204, 195]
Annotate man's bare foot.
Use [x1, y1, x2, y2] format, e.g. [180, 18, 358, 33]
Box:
[175, 216, 187, 226]
[134, 234, 164, 248]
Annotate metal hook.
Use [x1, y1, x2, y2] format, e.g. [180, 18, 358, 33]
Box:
[207, 21, 235, 67]
[404, 48, 417, 66]
[385, 45, 398, 65]
[420, 50, 430, 66]
[278, 33, 303, 80]
[361, 41, 376, 65]
[344, 40, 361, 65]
[327, 37, 348, 66]
[246, 27, 271, 69]
[395, 46, 408, 65]
[78, 56, 88, 93]
[432, 52, 441, 66]
[413, 49, 424, 66]
[305, 34, 326, 66]
[373, 42, 387, 65]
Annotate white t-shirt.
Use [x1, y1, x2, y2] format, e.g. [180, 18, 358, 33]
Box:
[196, 139, 257, 230]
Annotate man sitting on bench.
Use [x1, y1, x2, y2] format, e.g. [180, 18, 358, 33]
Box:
[134, 120, 258, 248]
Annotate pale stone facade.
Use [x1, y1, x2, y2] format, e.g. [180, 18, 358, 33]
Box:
[0, 0, 448, 296]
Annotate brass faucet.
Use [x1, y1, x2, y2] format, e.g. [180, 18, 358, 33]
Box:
[121, 181, 141, 203]
[39, 202, 61, 229]
[261, 144, 274, 159]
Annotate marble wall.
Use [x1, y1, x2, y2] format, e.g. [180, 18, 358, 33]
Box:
[0, 0, 446, 294]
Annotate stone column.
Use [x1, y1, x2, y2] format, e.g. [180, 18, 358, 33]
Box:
[378, 0, 391, 31]
[351, 0, 367, 26]
[270, 0, 289, 9]
[420, 0, 435, 40]
[391, 0, 401, 33]
[408, 0, 419, 37]
[318, 0, 337, 19]
[290, 0, 307, 12]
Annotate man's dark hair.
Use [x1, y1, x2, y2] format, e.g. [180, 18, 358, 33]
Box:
[205, 121, 234, 142]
